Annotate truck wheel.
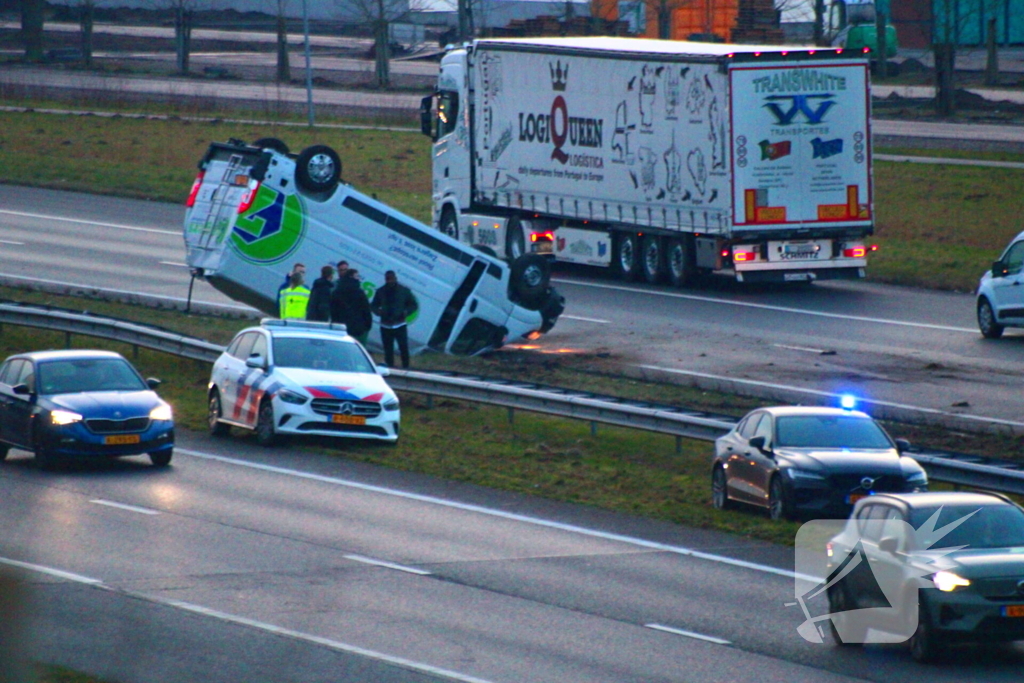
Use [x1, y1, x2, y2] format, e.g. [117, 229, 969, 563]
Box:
[295, 145, 341, 193]
[640, 234, 664, 284]
[667, 236, 695, 287]
[613, 232, 640, 281]
[978, 298, 1004, 339]
[439, 206, 459, 241]
[510, 254, 550, 308]
[506, 215, 527, 262]
[252, 137, 290, 155]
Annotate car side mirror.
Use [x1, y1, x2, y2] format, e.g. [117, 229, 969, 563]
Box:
[12, 383, 31, 396]
[246, 354, 266, 369]
[894, 438, 911, 454]
[146, 378, 162, 389]
[878, 536, 899, 554]
[748, 435, 772, 455]
[377, 364, 391, 377]
[992, 259, 1009, 277]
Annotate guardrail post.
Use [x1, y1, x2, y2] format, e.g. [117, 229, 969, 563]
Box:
[425, 395, 433, 410]
[65, 331, 72, 349]
[590, 421, 597, 437]
[133, 344, 139, 359]
[676, 435, 682, 454]
[508, 407, 515, 424]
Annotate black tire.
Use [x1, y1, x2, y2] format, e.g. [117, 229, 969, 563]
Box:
[295, 145, 341, 193]
[252, 137, 290, 155]
[667, 236, 695, 287]
[711, 465, 734, 511]
[33, 429, 59, 470]
[255, 400, 278, 447]
[149, 449, 173, 467]
[978, 298, 1004, 339]
[910, 607, 942, 663]
[506, 215, 527, 262]
[613, 232, 640, 281]
[208, 391, 230, 437]
[827, 585, 865, 646]
[439, 206, 459, 240]
[474, 245, 498, 258]
[0, 443, 8, 461]
[640, 234, 664, 284]
[768, 475, 793, 521]
[538, 287, 565, 333]
[510, 254, 551, 309]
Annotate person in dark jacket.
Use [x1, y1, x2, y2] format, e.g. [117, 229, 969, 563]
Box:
[329, 269, 372, 345]
[306, 265, 334, 321]
[370, 270, 418, 368]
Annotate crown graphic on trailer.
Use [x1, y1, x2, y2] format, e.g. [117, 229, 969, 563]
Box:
[550, 61, 568, 91]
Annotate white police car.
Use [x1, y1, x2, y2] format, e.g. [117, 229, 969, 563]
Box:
[208, 320, 400, 445]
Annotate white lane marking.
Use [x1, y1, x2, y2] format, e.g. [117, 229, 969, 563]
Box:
[0, 557, 102, 584]
[159, 261, 189, 267]
[177, 448, 814, 582]
[773, 343, 830, 354]
[0, 556, 494, 683]
[0, 209, 178, 236]
[0, 239, 25, 245]
[89, 499, 160, 515]
[344, 554, 431, 576]
[562, 314, 611, 324]
[639, 363, 1024, 430]
[551, 278, 975, 333]
[645, 623, 732, 645]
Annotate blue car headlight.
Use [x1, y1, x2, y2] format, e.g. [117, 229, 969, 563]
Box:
[786, 468, 826, 482]
[50, 409, 83, 426]
[277, 389, 308, 405]
[150, 404, 173, 421]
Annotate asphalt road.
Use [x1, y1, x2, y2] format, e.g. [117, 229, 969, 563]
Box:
[3, 432, 1022, 683]
[2, 184, 1024, 435]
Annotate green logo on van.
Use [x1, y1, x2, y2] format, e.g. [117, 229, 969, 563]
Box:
[230, 185, 305, 264]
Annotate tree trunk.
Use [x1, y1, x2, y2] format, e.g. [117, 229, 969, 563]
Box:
[658, 2, 672, 40]
[81, 2, 94, 68]
[276, 14, 290, 82]
[175, 8, 193, 75]
[21, 0, 45, 62]
[813, 0, 825, 46]
[934, 43, 956, 117]
[985, 17, 999, 86]
[374, 21, 391, 89]
[874, 11, 888, 78]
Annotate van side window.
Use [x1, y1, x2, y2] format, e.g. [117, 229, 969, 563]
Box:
[437, 91, 459, 137]
[1003, 241, 1024, 276]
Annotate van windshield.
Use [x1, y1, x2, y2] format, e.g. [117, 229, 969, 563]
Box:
[273, 337, 375, 374]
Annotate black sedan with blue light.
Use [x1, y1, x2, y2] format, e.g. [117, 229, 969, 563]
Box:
[711, 405, 927, 521]
[0, 350, 174, 468]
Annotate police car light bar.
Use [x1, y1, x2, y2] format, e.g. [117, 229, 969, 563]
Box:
[261, 319, 348, 333]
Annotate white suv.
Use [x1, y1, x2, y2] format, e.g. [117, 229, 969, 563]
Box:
[208, 320, 400, 445]
[977, 230, 1024, 338]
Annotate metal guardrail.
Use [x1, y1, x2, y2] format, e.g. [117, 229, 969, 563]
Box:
[2, 301, 1023, 496]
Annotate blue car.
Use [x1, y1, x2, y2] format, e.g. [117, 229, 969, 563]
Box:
[0, 350, 175, 468]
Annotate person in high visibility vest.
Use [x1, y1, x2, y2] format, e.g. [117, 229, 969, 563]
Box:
[279, 272, 311, 319]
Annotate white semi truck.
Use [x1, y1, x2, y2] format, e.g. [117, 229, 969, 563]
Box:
[183, 138, 563, 357]
[421, 37, 875, 285]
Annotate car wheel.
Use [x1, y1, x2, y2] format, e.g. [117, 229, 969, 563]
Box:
[506, 215, 527, 262]
[439, 206, 459, 241]
[295, 144, 341, 193]
[510, 254, 551, 309]
[768, 476, 793, 521]
[255, 400, 278, 447]
[827, 585, 865, 646]
[977, 298, 1004, 339]
[33, 429, 59, 470]
[640, 234, 664, 284]
[208, 391, 230, 437]
[149, 449, 173, 467]
[613, 232, 640, 281]
[252, 137, 290, 155]
[711, 465, 734, 510]
[666, 236, 695, 288]
[910, 608, 943, 663]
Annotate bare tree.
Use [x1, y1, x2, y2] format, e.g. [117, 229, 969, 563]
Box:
[21, 0, 45, 62]
[273, 0, 291, 82]
[932, 0, 1003, 116]
[80, 0, 96, 67]
[150, 0, 202, 74]
[338, 0, 424, 88]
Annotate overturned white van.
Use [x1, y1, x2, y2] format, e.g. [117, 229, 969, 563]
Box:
[183, 138, 564, 356]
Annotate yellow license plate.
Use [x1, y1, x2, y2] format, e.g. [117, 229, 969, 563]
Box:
[332, 414, 366, 425]
[1003, 605, 1024, 618]
[105, 434, 141, 445]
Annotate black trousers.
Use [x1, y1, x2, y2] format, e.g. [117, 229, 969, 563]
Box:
[380, 325, 410, 368]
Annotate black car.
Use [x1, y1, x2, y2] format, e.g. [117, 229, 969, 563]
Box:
[826, 492, 1024, 661]
[0, 350, 175, 468]
[711, 406, 927, 520]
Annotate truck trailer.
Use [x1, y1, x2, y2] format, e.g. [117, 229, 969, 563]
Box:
[421, 37, 875, 285]
[183, 138, 564, 357]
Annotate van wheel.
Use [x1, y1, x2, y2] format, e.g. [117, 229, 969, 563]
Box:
[252, 137, 290, 155]
[295, 145, 341, 193]
[506, 215, 527, 261]
[510, 254, 550, 309]
[613, 232, 640, 281]
[439, 206, 459, 240]
[208, 391, 230, 437]
[640, 234, 664, 284]
[667, 236, 695, 287]
[978, 298, 1004, 339]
